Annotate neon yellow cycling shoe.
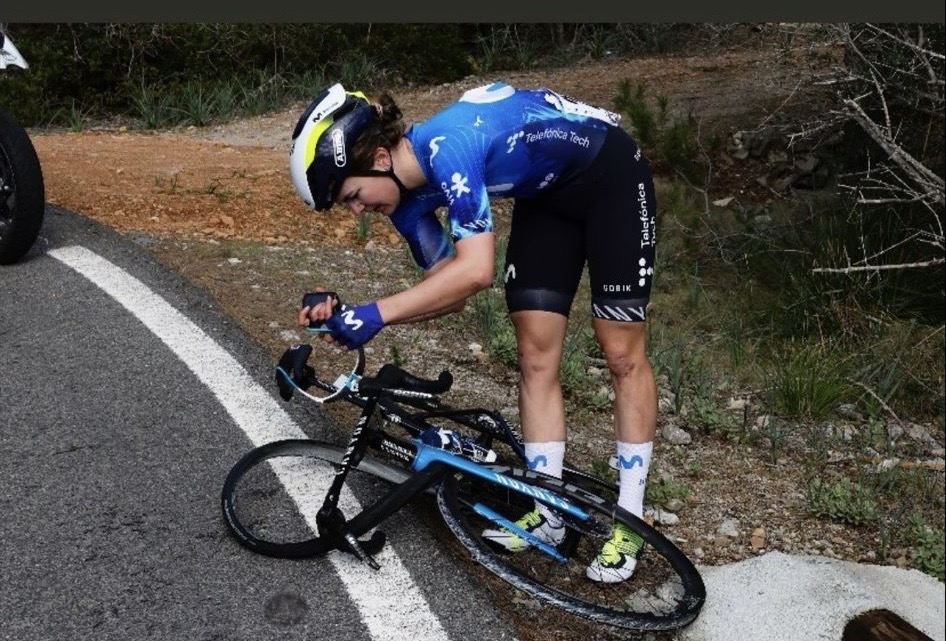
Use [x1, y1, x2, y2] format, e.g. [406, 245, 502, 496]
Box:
[586, 521, 644, 583]
[482, 508, 565, 553]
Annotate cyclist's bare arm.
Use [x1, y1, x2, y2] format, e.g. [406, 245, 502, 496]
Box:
[379, 232, 495, 325]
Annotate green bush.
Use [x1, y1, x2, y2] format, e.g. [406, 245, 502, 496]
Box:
[645, 475, 690, 509]
[613, 80, 706, 185]
[766, 341, 852, 419]
[805, 476, 878, 526]
[470, 288, 517, 367]
[908, 513, 945, 581]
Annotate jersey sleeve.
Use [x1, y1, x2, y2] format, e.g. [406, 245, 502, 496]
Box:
[389, 197, 454, 272]
[426, 130, 493, 242]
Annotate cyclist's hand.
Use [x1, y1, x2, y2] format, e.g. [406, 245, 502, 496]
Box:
[324, 301, 385, 350]
[299, 289, 338, 331]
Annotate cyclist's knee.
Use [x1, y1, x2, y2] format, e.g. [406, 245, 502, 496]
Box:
[517, 341, 562, 384]
[594, 321, 650, 381]
[603, 349, 651, 382]
[510, 309, 568, 375]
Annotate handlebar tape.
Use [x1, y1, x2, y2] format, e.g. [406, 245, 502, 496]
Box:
[358, 363, 453, 397]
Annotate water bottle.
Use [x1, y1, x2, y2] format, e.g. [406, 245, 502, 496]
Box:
[419, 427, 497, 463]
[419, 426, 456, 450]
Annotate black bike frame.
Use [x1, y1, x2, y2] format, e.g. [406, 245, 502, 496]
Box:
[319, 391, 593, 566]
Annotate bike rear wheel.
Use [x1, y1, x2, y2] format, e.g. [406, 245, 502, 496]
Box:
[221, 439, 410, 558]
[437, 466, 705, 631]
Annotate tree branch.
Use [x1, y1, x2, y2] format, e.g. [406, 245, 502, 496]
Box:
[812, 258, 945, 273]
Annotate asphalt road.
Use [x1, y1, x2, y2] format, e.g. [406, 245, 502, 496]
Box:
[0, 206, 519, 641]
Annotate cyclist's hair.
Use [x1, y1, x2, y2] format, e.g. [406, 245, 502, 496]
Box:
[350, 93, 405, 171]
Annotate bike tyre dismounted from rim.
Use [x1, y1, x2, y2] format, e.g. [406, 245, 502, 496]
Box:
[437, 465, 706, 631]
[0, 108, 45, 265]
[221, 438, 411, 558]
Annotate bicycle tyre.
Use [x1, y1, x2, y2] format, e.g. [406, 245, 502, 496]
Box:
[437, 465, 705, 631]
[221, 438, 411, 558]
[0, 108, 45, 265]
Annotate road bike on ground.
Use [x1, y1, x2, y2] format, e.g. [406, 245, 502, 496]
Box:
[221, 341, 705, 631]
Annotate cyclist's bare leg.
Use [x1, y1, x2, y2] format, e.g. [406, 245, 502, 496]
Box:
[591, 318, 657, 444]
[511, 309, 569, 444]
[471, 309, 572, 542]
[592, 317, 656, 521]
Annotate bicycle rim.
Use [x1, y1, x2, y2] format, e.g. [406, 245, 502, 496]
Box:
[437, 466, 705, 631]
[221, 439, 410, 558]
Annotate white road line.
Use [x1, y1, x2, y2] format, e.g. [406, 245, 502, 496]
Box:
[49, 245, 451, 641]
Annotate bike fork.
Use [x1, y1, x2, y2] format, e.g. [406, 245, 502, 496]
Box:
[318, 397, 386, 569]
[316, 504, 386, 570]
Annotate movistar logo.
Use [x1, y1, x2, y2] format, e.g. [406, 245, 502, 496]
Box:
[616, 455, 645, 469]
[341, 309, 363, 330]
[332, 129, 346, 167]
[429, 136, 446, 160]
[527, 455, 547, 470]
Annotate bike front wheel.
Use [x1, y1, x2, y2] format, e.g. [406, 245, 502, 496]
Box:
[221, 439, 410, 558]
[437, 466, 705, 632]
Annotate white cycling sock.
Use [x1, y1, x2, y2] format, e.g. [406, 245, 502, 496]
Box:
[615, 441, 653, 518]
[524, 440, 565, 478]
[524, 441, 565, 527]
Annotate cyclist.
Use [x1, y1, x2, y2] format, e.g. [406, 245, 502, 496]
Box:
[291, 82, 658, 583]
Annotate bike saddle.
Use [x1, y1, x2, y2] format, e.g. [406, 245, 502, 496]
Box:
[276, 344, 315, 401]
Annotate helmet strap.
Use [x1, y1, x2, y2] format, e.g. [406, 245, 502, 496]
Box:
[355, 168, 409, 196]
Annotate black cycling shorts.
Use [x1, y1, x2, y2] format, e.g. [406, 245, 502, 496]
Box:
[504, 125, 656, 322]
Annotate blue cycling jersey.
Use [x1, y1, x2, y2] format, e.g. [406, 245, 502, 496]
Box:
[389, 82, 622, 271]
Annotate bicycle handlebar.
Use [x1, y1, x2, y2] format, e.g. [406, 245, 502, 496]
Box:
[275, 342, 365, 404]
[275, 343, 452, 404]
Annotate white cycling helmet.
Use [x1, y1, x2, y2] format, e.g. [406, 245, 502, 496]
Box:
[0, 31, 29, 69]
[289, 83, 376, 211]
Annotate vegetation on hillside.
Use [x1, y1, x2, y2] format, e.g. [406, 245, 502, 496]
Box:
[2, 23, 734, 127]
